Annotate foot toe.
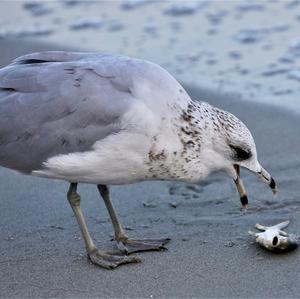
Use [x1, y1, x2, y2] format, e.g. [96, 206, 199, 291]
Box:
[117, 238, 171, 254]
[88, 250, 141, 269]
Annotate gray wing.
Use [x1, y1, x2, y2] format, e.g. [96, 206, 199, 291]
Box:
[0, 51, 139, 173]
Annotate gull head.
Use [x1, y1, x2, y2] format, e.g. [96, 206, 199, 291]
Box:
[209, 106, 277, 207]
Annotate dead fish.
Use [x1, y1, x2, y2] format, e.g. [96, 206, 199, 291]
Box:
[249, 220, 299, 252]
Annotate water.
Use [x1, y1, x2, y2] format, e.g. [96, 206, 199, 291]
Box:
[0, 0, 300, 113]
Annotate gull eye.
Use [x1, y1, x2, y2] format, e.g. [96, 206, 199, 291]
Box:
[272, 236, 279, 246]
[229, 145, 252, 161]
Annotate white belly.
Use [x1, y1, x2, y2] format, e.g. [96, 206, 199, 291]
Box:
[32, 131, 152, 185]
[32, 119, 208, 185]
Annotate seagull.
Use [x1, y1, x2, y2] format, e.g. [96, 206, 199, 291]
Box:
[0, 51, 277, 269]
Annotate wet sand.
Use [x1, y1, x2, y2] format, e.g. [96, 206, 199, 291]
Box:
[1, 1, 300, 113]
[0, 39, 300, 298]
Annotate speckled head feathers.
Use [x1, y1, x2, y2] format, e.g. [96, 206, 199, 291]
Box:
[212, 106, 258, 169]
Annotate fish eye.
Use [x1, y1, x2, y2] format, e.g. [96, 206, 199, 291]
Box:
[272, 236, 279, 246]
[229, 144, 252, 161]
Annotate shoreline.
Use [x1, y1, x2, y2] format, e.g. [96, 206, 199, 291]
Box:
[0, 38, 300, 298]
[1, 1, 300, 114]
[1, 37, 299, 118]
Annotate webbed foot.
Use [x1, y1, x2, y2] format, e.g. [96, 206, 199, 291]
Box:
[88, 248, 141, 269]
[116, 238, 171, 254]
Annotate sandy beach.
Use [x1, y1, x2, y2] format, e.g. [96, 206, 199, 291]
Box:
[0, 38, 299, 298]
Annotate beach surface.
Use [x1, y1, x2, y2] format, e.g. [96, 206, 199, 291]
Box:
[0, 38, 300, 298]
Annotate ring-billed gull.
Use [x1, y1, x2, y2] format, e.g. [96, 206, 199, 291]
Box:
[0, 51, 277, 269]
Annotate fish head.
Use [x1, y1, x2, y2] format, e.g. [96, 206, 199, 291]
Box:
[256, 230, 299, 252]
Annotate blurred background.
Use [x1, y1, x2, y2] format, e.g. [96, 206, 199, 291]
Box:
[1, 0, 300, 112]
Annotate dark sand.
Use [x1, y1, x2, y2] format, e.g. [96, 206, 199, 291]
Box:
[0, 39, 300, 298]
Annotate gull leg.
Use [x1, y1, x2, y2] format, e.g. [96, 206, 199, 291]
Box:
[67, 183, 140, 269]
[97, 184, 170, 254]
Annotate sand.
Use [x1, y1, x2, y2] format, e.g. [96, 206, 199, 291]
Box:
[0, 38, 300, 298]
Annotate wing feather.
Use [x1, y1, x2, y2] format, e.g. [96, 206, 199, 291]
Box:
[0, 52, 135, 172]
[0, 51, 186, 173]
